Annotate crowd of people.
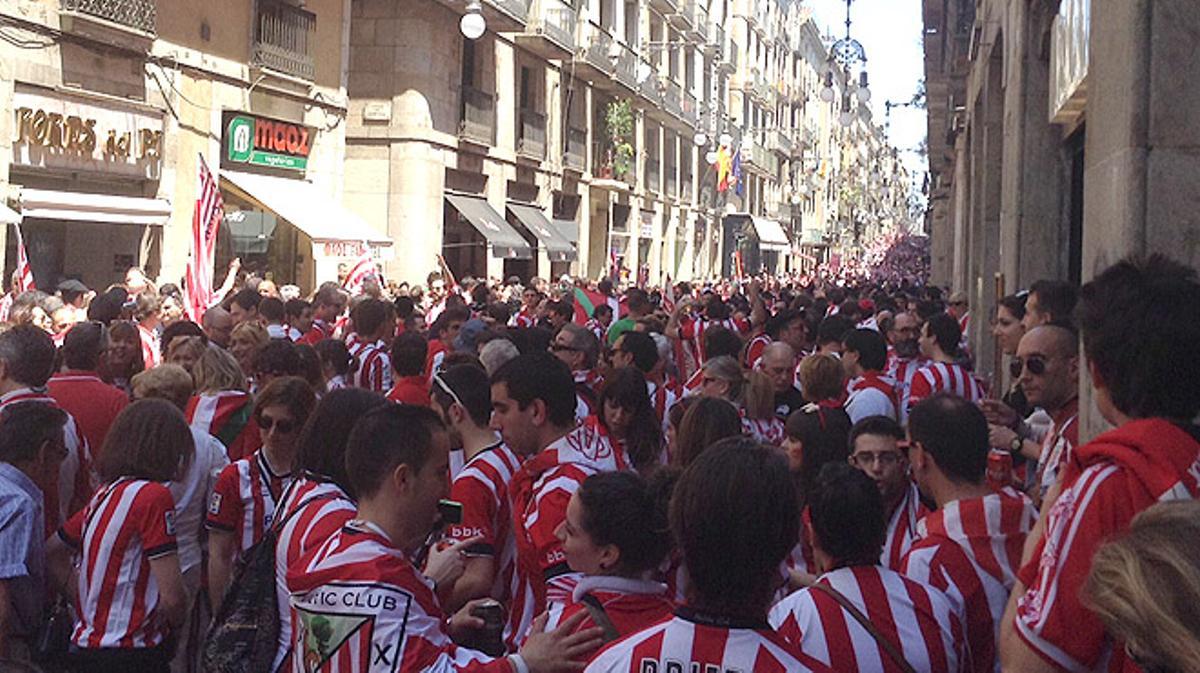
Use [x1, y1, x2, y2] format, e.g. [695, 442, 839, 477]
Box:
[0, 251, 1197, 673]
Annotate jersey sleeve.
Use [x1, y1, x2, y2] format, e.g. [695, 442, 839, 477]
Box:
[1013, 467, 1135, 672]
[392, 590, 514, 673]
[134, 483, 179, 559]
[527, 477, 573, 573]
[906, 372, 933, 413]
[448, 473, 500, 556]
[205, 463, 242, 533]
[58, 506, 86, 549]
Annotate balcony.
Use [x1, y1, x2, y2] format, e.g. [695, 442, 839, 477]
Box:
[611, 41, 639, 92]
[650, 0, 678, 17]
[671, 0, 692, 29]
[593, 141, 636, 188]
[750, 70, 773, 104]
[459, 86, 496, 146]
[646, 158, 662, 193]
[579, 23, 617, 85]
[704, 22, 723, 56]
[484, 0, 530, 30]
[252, 0, 316, 81]
[517, 109, 547, 160]
[662, 79, 684, 121]
[686, 0, 707, 41]
[60, 0, 155, 34]
[681, 90, 699, 128]
[768, 128, 792, 156]
[717, 33, 737, 74]
[564, 126, 587, 172]
[639, 66, 665, 109]
[516, 0, 576, 59]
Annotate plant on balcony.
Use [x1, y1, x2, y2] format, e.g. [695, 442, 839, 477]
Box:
[603, 99, 635, 180]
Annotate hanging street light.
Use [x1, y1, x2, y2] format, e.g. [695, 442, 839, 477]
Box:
[460, 1, 486, 40]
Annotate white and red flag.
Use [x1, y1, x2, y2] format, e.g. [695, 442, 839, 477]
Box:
[186, 155, 224, 322]
[13, 224, 34, 293]
[341, 245, 378, 296]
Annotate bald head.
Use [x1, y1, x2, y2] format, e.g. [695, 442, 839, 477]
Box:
[1022, 324, 1078, 358]
[202, 306, 233, 348]
[762, 342, 798, 393]
[1015, 324, 1079, 412]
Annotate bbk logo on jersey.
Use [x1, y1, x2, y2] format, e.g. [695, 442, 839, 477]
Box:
[293, 582, 414, 672]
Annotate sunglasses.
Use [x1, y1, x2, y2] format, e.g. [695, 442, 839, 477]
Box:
[432, 371, 465, 409]
[1010, 355, 1048, 378]
[549, 342, 580, 353]
[257, 415, 296, 434]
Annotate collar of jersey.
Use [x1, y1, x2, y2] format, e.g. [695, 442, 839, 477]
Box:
[674, 605, 769, 631]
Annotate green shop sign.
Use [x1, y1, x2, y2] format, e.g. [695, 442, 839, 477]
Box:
[222, 111, 314, 173]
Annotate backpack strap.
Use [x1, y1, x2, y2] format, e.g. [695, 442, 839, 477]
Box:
[578, 593, 621, 644]
[810, 582, 918, 673]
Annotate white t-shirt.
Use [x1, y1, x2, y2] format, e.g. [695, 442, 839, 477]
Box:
[170, 428, 230, 573]
[845, 387, 897, 424]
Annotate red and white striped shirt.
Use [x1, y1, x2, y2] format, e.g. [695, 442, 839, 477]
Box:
[906, 361, 984, 414]
[296, 319, 334, 346]
[882, 482, 928, 571]
[186, 391, 261, 462]
[585, 606, 834, 673]
[742, 414, 786, 446]
[445, 444, 524, 649]
[273, 477, 357, 671]
[678, 315, 749, 371]
[138, 323, 161, 370]
[206, 449, 294, 553]
[901, 488, 1036, 673]
[509, 309, 536, 329]
[744, 333, 773, 370]
[0, 388, 91, 529]
[59, 478, 177, 650]
[584, 318, 606, 343]
[886, 356, 928, 424]
[769, 566, 968, 673]
[346, 334, 393, 393]
[287, 521, 513, 673]
[509, 421, 630, 644]
[647, 381, 678, 437]
[844, 371, 899, 423]
[542, 575, 673, 650]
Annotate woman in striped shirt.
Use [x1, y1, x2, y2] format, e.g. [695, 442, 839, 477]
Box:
[47, 399, 194, 673]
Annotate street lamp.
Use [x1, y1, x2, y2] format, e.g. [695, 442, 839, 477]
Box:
[460, 1, 486, 40]
[825, 0, 871, 128]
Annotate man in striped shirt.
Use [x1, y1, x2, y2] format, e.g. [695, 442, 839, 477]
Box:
[287, 404, 601, 673]
[908, 313, 984, 415]
[842, 329, 899, 423]
[902, 394, 1036, 673]
[346, 298, 395, 393]
[587, 439, 833, 673]
[848, 416, 927, 570]
[884, 311, 926, 424]
[490, 353, 628, 646]
[297, 285, 346, 345]
[769, 463, 967, 673]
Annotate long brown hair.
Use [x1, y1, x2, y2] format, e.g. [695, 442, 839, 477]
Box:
[673, 397, 743, 468]
[98, 399, 194, 483]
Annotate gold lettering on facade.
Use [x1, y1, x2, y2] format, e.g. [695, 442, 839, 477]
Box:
[14, 105, 155, 163]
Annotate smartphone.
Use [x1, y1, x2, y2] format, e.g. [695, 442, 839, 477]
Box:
[437, 499, 463, 526]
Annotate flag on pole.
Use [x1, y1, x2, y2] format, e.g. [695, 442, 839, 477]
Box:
[608, 248, 620, 284]
[715, 145, 733, 193]
[732, 148, 744, 197]
[572, 286, 609, 325]
[341, 245, 378, 296]
[13, 225, 34, 293]
[733, 249, 745, 280]
[436, 254, 459, 294]
[186, 155, 224, 322]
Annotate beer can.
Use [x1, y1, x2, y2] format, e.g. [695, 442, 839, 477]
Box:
[470, 599, 506, 657]
[987, 448, 1014, 491]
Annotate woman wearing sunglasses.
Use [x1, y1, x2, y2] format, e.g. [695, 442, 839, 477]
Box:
[206, 376, 316, 612]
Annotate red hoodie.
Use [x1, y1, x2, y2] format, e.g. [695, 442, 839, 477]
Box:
[1014, 418, 1200, 673]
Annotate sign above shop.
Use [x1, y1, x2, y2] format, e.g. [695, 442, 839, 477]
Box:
[11, 87, 164, 178]
[222, 111, 314, 173]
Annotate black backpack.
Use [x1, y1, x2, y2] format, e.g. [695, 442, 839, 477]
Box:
[201, 491, 333, 673]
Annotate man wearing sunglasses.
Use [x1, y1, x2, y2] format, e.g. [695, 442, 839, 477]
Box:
[549, 324, 601, 424]
[987, 325, 1079, 504]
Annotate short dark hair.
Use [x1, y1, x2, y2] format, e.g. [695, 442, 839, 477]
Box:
[258, 297, 283, 323]
[490, 352, 576, 428]
[671, 438, 798, 613]
[63, 321, 106, 371]
[253, 340, 304, 378]
[843, 328, 888, 371]
[578, 471, 673, 576]
[615, 331, 658, 373]
[1077, 254, 1200, 420]
[160, 320, 206, 356]
[297, 388, 389, 498]
[346, 404, 446, 498]
[391, 332, 428, 377]
[785, 405, 852, 506]
[0, 402, 67, 464]
[702, 325, 743, 360]
[925, 312, 962, 357]
[848, 414, 905, 450]
[625, 288, 650, 314]
[314, 338, 356, 377]
[809, 462, 886, 567]
[592, 304, 613, 320]
[0, 325, 55, 388]
[766, 309, 805, 339]
[285, 299, 310, 322]
[549, 301, 574, 322]
[393, 296, 415, 320]
[908, 393, 990, 484]
[817, 315, 854, 346]
[432, 364, 492, 428]
[99, 399, 194, 483]
[351, 298, 394, 337]
[997, 293, 1028, 321]
[231, 288, 261, 312]
[1031, 280, 1078, 326]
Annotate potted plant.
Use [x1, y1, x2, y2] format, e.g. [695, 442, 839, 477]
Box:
[603, 99, 635, 181]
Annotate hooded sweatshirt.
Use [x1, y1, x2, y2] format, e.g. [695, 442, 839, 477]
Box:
[1014, 418, 1200, 673]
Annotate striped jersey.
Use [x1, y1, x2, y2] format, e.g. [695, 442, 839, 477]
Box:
[769, 566, 968, 673]
[0, 388, 92, 530]
[678, 315, 749, 370]
[906, 361, 984, 414]
[273, 477, 358, 672]
[585, 318, 606, 343]
[542, 576, 673, 651]
[297, 319, 334, 346]
[1034, 401, 1079, 501]
[901, 488, 1036, 673]
[845, 371, 899, 423]
[445, 443, 524, 649]
[287, 521, 514, 673]
[138, 323, 161, 370]
[744, 333, 773, 370]
[647, 381, 678, 437]
[882, 482, 928, 571]
[346, 333, 393, 393]
[206, 449, 295, 553]
[886, 356, 928, 425]
[509, 421, 630, 643]
[585, 607, 834, 673]
[509, 309, 536, 328]
[741, 415, 786, 446]
[186, 391, 261, 461]
[59, 478, 178, 650]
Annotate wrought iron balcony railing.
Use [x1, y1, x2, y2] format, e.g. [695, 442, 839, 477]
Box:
[459, 85, 497, 145]
[61, 0, 155, 33]
[564, 126, 587, 171]
[252, 0, 316, 80]
[517, 109, 547, 160]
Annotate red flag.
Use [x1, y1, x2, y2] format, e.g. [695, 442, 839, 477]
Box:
[13, 225, 34, 293]
[186, 155, 224, 322]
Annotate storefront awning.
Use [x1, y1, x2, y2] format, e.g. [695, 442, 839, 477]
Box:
[445, 194, 532, 259]
[552, 218, 579, 246]
[18, 188, 171, 226]
[0, 203, 19, 225]
[220, 171, 392, 247]
[507, 203, 576, 262]
[750, 216, 790, 252]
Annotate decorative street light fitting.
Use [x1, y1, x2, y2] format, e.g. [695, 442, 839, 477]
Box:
[460, 1, 486, 40]
[819, 0, 872, 128]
